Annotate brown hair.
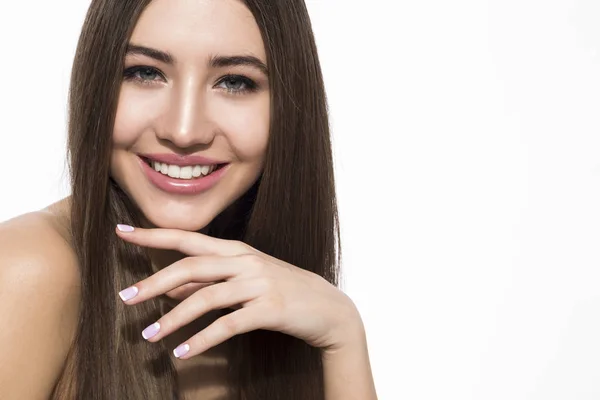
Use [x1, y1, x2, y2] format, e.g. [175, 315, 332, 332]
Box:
[52, 0, 340, 398]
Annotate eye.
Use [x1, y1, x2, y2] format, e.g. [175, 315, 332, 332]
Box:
[215, 75, 258, 94]
[123, 66, 165, 85]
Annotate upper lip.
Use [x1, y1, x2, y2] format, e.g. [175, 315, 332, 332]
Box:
[139, 153, 227, 166]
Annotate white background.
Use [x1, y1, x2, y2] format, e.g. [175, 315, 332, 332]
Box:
[1, 1, 600, 399]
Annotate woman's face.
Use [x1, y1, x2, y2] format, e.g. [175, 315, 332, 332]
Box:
[111, 0, 270, 231]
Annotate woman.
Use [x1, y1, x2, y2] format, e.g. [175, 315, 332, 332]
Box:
[0, 0, 377, 399]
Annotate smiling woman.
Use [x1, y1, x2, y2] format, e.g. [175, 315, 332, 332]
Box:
[0, 0, 377, 400]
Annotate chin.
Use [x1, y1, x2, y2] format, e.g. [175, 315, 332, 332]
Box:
[109, 155, 263, 233]
[137, 201, 220, 232]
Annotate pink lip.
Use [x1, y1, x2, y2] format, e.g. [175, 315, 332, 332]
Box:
[138, 156, 229, 195]
[139, 153, 226, 167]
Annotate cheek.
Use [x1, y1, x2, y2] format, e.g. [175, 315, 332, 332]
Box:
[113, 88, 163, 147]
[112, 85, 270, 161]
[211, 94, 270, 161]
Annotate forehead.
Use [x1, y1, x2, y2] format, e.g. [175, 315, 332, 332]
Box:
[130, 0, 266, 62]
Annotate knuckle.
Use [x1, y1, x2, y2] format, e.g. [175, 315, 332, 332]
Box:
[194, 333, 209, 349]
[177, 257, 198, 279]
[257, 276, 277, 293]
[231, 240, 250, 254]
[240, 253, 265, 273]
[176, 236, 192, 254]
[183, 261, 196, 280]
[221, 314, 238, 335]
[198, 286, 217, 308]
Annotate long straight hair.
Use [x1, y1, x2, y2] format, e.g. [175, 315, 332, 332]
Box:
[51, 0, 340, 398]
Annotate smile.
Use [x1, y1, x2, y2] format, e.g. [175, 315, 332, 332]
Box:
[142, 158, 224, 180]
[139, 156, 230, 195]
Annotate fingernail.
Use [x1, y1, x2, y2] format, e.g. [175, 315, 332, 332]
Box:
[142, 322, 161, 340]
[173, 344, 190, 358]
[117, 224, 135, 232]
[118, 286, 138, 301]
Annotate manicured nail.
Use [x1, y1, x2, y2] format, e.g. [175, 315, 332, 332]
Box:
[173, 344, 190, 358]
[118, 286, 138, 301]
[117, 224, 135, 232]
[142, 322, 161, 340]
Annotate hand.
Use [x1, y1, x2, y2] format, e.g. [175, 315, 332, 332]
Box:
[115, 225, 364, 359]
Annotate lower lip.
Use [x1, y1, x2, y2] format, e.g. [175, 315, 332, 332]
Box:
[139, 157, 229, 195]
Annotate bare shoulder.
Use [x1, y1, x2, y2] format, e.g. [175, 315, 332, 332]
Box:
[0, 210, 80, 399]
[0, 209, 79, 289]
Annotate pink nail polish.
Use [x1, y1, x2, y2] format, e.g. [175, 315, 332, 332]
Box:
[118, 286, 138, 301]
[173, 344, 190, 358]
[142, 322, 160, 340]
[117, 224, 135, 232]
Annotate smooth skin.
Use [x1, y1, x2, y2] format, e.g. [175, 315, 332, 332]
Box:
[0, 0, 377, 398]
[0, 208, 80, 399]
[115, 225, 378, 399]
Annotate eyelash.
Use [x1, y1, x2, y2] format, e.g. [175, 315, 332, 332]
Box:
[122, 66, 259, 95]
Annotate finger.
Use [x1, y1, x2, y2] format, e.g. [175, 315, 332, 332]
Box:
[118, 255, 243, 304]
[142, 279, 266, 343]
[164, 282, 218, 302]
[172, 306, 273, 359]
[115, 225, 251, 257]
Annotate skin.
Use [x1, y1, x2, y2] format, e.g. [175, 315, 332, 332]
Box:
[0, 0, 377, 398]
[111, 0, 271, 234]
[0, 208, 81, 399]
[110, 0, 377, 398]
[116, 226, 378, 399]
[110, 0, 273, 395]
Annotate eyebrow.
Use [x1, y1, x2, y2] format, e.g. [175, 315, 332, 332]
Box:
[125, 44, 269, 76]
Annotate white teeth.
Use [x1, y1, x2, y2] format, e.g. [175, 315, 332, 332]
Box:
[167, 165, 180, 178]
[149, 160, 218, 180]
[192, 165, 202, 178]
[180, 166, 193, 179]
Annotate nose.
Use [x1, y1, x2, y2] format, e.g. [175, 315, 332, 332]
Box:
[155, 80, 216, 148]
